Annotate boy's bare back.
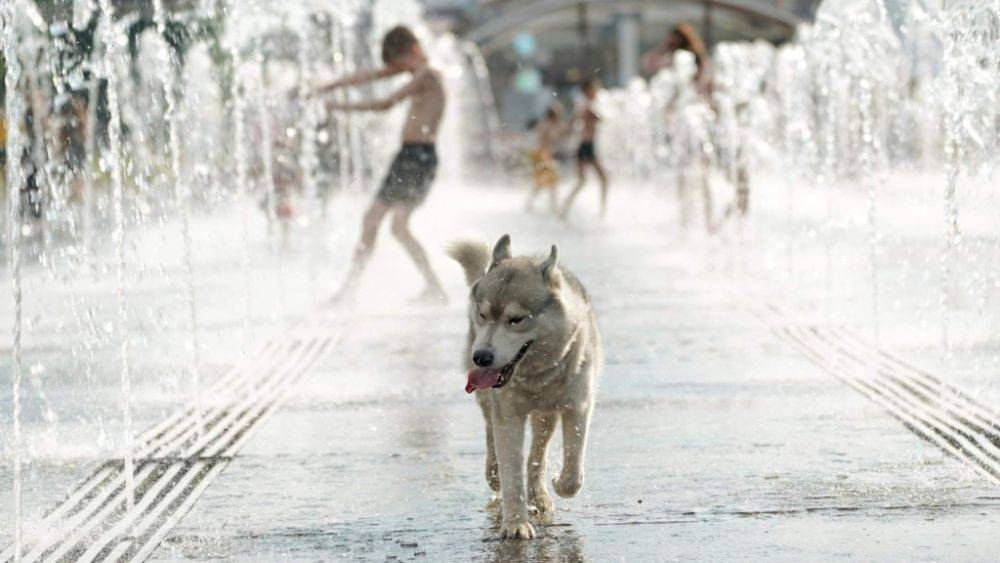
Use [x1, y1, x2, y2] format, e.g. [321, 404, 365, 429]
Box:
[401, 66, 445, 144]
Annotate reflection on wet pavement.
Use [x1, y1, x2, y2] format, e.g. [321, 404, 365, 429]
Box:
[134, 189, 1000, 561]
[4, 187, 1000, 560]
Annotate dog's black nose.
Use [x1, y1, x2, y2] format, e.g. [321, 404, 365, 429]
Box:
[472, 349, 494, 367]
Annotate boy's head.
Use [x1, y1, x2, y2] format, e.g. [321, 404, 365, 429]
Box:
[382, 26, 424, 69]
[581, 77, 601, 99]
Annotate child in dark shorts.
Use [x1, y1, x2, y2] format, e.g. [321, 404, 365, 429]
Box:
[576, 141, 596, 163]
[561, 77, 610, 218]
[378, 143, 438, 204]
[315, 26, 447, 304]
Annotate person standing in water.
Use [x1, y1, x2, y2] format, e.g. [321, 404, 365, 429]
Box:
[315, 26, 447, 304]
[526, 103, 569, 213]
[560, 77, 609, 219]
[643, 23, 720, 230]
[641, 23, 713, 97]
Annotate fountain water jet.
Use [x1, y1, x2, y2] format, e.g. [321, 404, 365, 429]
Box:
[96, 0, 135, 507]
[341, 20, 365, 193]
[941, 1, 1000, 351]
[3, 3, 28, 558]
[296, 21, 320, 211]
[153, 0, 203, 433]
[330, 21, 352, 196]
[255, 53, 279, 234]
[252, 48, 291, 324]
[857, 75, 883, 344]
[296, 17, 323, 299]
[79, 59, 100, 268]
[227, 19, 254, 353]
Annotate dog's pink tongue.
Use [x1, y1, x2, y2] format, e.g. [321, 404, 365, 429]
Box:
[466, 368, 501, 393]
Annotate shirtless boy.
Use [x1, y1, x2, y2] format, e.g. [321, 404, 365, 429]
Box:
[560, 77, 609, 219]
[317, 26, 447, 303]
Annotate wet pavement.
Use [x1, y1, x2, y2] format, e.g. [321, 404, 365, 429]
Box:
[4, 182, 1000, 561]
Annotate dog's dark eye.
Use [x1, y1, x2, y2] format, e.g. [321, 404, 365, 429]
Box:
[509, 316, 526, 326]
[479, 312, 487, 321]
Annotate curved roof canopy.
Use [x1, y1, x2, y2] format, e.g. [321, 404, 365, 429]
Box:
[467, 0, 807, 50]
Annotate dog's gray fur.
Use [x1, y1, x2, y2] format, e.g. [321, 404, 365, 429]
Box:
[449, 234, 602, 540]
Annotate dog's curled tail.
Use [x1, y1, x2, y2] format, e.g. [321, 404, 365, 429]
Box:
[447, 241, 490, 286]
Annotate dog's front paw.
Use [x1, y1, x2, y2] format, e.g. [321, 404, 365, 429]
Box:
[528, 487, 555, 513]
[500, 520, 536, 540]
[552, 471, 583, 498]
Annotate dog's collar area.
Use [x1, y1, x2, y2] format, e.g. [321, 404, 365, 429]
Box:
[493, 340, 534, 388]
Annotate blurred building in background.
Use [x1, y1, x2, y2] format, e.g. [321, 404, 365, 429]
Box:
[421, 0, 821, 127]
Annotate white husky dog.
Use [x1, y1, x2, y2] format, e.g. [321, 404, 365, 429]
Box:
[449, 234, 602, 540]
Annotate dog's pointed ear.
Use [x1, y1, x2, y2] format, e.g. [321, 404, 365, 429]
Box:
[490, 234, 512, 270]
[540, 244, 561, 286]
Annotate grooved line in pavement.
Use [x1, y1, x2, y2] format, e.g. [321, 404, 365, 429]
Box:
[770, 316, 1000, 485]
[2, 319, 342, 563]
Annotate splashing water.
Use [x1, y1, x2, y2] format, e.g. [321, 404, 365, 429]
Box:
[341, 20, 365, 194]
[153, 0, 203, 433]
[3, 3, 28, 558]
[255, 52, 279, 237]
[1, 0, 999, 558]
[227, 9, 254, 353]
[936, 1, 999, 351]
[295, 15, 322, 299]
[2, 3, 497, 553]
[593, 0, 999, 356]
[96, 0, 135, 508]
[330, 20, 352, 202]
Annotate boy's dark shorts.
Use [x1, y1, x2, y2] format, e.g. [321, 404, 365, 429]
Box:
[377, 143, 438, 205]
[576, 141, 596, 163]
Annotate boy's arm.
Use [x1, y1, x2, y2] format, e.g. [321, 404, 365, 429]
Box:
[641, 49, 665, 75]
[641, 38, 672, 75]
[314, 66, 402, 94]
[582, 103, 601, 122]
[572, 106, 600, 124]
[326, 68, 428, 113]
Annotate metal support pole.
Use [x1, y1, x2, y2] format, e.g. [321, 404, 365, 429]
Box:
[616, 11, 641, 87]
[577, 3, 593, 76]
[702, 0, 714, 50]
